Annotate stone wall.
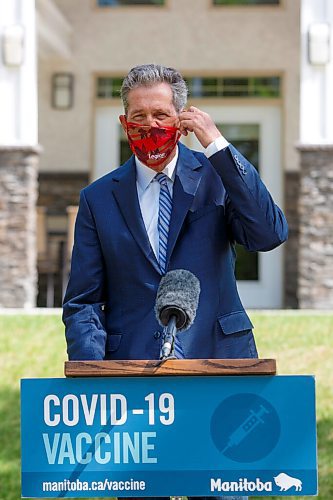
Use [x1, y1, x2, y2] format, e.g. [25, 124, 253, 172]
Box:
[284, 171, 300, 308]
[298, 144, 333, 309]
[0, 146, 39, 307]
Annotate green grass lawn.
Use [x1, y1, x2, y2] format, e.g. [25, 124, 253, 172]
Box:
[0, 311, 332, 500]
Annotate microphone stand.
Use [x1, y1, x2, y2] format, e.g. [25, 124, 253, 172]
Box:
[160, 315, 178, 360]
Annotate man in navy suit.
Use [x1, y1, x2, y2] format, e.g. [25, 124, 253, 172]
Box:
[63, 63, 287, 362]
[63, 64, 287, 500]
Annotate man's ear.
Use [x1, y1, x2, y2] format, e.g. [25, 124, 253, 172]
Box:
[119, 114, 127, 134]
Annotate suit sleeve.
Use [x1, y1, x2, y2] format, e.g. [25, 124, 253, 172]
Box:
[62, 189, 107, 360]
[208, 144, 288, 252]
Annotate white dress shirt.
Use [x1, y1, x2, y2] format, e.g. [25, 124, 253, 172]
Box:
[135, 136, 229, 259]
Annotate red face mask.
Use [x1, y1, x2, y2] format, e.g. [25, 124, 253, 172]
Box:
[124, 119, 181, 169]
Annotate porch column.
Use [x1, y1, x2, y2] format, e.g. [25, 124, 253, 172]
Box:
[0, 0, 39, 307]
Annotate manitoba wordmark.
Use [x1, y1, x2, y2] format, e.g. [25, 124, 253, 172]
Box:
[211, 477, 272, 493]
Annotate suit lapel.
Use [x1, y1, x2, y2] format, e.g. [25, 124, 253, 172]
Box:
[167, 144, 203, 262]
[111, 157, 161, 273]
[111, 146, 203, 275]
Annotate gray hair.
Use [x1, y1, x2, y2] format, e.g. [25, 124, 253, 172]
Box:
[121, 64, 188, 114]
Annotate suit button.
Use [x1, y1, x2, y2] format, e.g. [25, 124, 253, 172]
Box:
[154, 331, 162, 339]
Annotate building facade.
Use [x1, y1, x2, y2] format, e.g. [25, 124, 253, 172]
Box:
[0, 0, 332, 308]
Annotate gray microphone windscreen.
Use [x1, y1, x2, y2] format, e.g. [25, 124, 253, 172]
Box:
[155, 269, 201, 332]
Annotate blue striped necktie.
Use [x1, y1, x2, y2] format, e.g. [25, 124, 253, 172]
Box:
[155, 172, 185, 359]
[155, 172, 172, 275]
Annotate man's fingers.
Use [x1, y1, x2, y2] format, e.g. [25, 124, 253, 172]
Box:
[179, 120, 195, 137]
[179, 106, 221, 147]
[188, 105, 200, 113]
[179, 111, 197, 121]
[179, 108, 209, 125]
[179, 118, 195, 129]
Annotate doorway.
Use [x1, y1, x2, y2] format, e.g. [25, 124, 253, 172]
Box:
[94, 104, 283, 308]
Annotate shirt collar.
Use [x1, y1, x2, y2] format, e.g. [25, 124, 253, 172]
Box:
[135, 146, 179, 193]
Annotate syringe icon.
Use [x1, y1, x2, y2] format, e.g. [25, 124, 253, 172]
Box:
[222, 404, 269, 454]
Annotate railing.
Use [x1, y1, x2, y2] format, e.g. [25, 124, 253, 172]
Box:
[37, 205, 78, 307]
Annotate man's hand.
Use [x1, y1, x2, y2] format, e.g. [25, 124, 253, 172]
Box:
[179, 106, 222, 148]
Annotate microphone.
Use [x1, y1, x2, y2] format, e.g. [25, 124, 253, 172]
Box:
[154, 269, 201, 359]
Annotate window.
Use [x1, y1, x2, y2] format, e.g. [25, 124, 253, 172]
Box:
[186, 76, 281, 98]
[96, 77, 123, 98]
[96, 76, 281, 100]
[213, 0, 279, 5]
[97, 0, 164, 6]
[52, 73, 74, 109]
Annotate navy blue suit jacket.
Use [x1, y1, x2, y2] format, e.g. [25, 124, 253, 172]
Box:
[63, 143, 288, 361]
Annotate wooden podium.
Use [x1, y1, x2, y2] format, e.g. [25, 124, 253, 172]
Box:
[65, 358, 276, 377]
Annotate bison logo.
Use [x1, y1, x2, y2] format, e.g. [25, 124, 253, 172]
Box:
[274, 472, 302, 492]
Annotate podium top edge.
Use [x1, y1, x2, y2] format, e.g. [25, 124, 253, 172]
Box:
[64, 358, 276, 378]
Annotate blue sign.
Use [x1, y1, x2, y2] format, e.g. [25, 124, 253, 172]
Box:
[21, 375, 317, 497]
